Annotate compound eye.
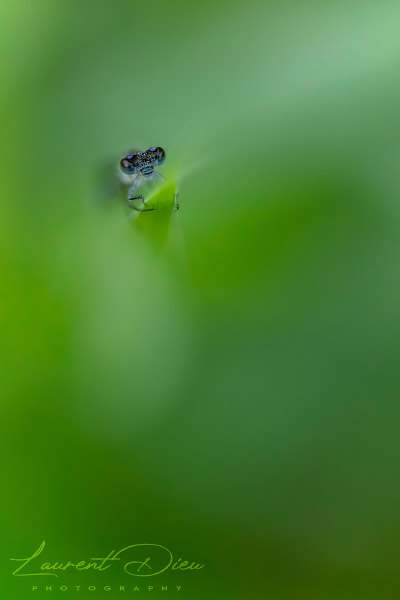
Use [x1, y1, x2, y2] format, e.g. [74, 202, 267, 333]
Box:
[120, 157, 136, 174]
[155, 147, 166, 165]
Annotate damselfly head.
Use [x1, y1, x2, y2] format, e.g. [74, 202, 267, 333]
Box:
[120, 147, 166, 175]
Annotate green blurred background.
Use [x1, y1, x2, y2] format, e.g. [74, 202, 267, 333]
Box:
[1, 0, 400, 598]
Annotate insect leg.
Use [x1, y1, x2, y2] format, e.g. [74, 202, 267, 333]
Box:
[127, 176, 155, 211]
[174, 192, 180, 211]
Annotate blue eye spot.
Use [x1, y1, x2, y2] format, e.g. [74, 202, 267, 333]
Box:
[155, 147, 166, 165]
[120, 158, 136, 174]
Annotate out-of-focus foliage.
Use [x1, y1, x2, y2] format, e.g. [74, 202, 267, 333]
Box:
[1, 1, 400, 598]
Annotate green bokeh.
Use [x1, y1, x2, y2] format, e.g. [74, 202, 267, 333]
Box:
[1, 1, 400, 598]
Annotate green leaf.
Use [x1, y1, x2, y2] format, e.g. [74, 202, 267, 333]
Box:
[132, 181, 179, 247]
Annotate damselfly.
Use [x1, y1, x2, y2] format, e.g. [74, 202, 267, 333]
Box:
[119, 147, 178, 211]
